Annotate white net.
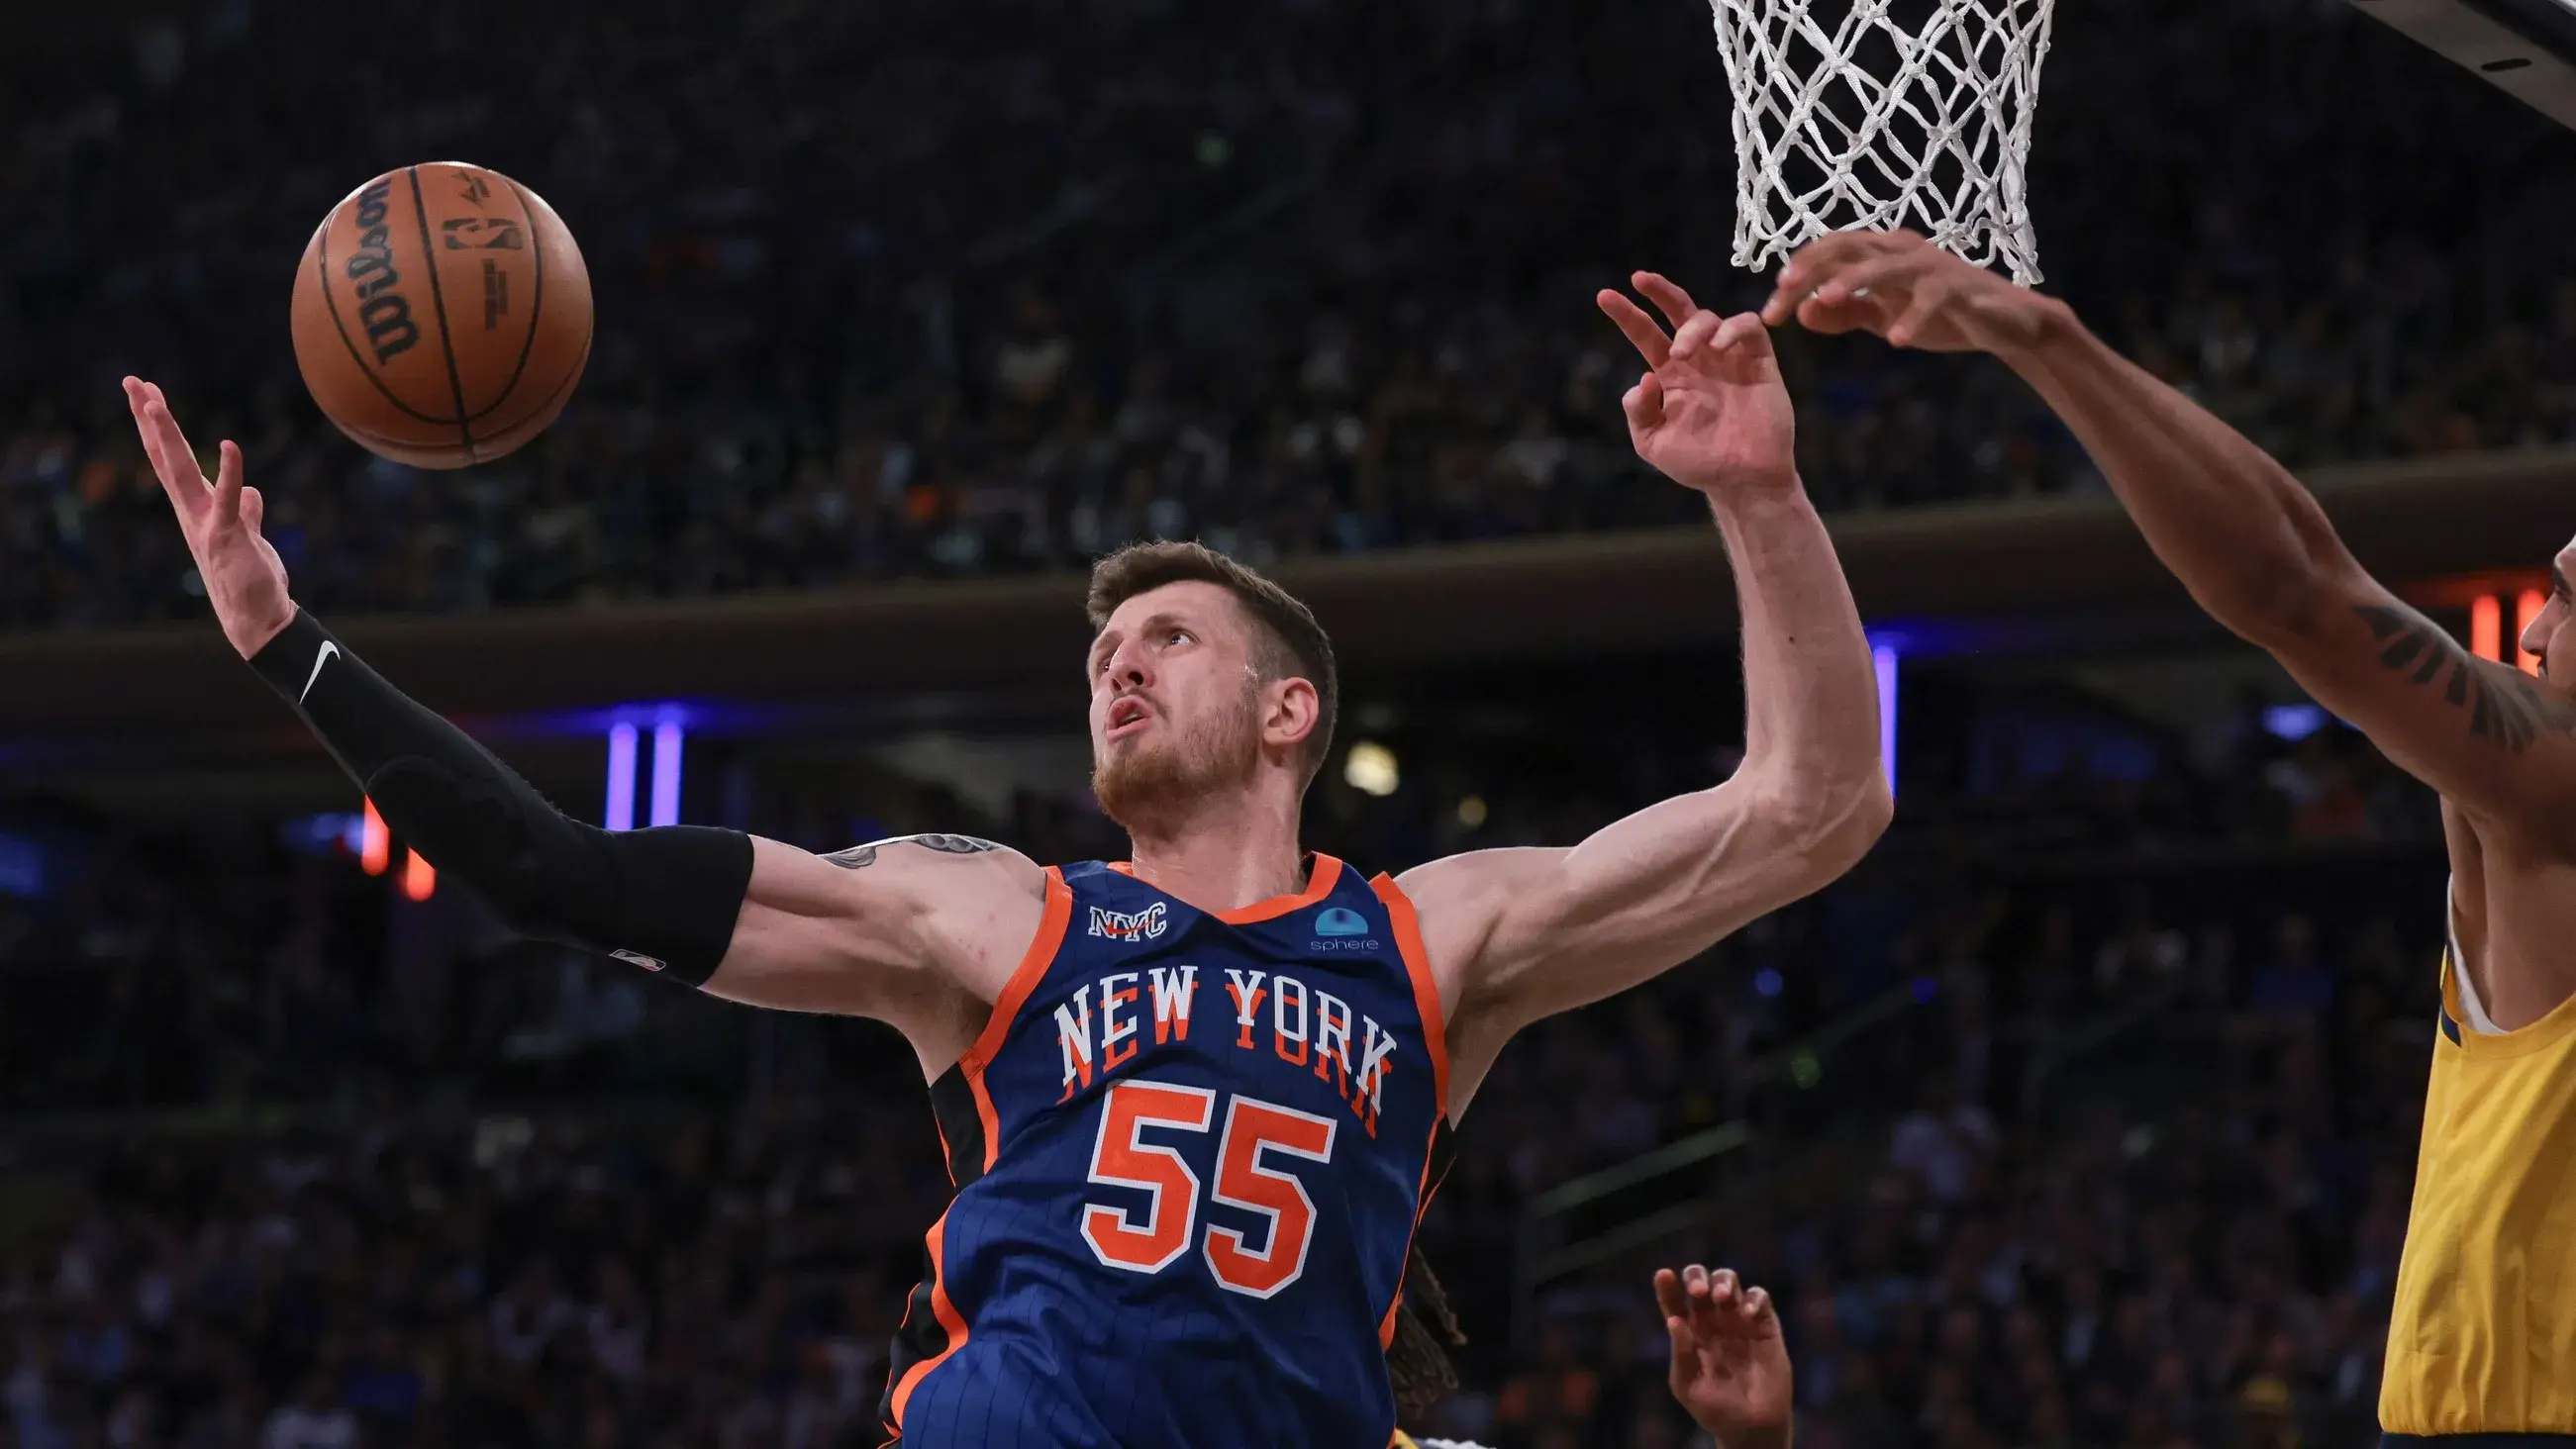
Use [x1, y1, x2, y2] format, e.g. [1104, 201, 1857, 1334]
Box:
[1710, 0, 2056, 283]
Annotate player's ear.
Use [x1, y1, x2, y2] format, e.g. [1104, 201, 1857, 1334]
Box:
[1262, 676, 1322, 754]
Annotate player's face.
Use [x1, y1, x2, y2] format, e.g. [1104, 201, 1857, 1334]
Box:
[2522, 541, 2576, 690]
[1086, 582, 1266, 826]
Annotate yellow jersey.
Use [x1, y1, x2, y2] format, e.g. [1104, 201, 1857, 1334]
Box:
[2379, 945, 2576, 1433]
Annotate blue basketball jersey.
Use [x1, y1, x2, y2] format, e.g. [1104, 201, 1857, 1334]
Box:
[879, 855, 1455, 1448]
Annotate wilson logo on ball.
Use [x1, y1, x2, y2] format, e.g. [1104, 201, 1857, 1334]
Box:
[339, 178, 420, 365]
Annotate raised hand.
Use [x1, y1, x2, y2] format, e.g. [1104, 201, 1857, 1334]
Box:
[124, 377, 296, 659]
[1597, 272, 1796, 497]
[1655, 1264, 1793, 1448]
[1760, 229, 2066, 355]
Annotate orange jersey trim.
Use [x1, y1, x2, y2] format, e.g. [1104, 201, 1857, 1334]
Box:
[1370, 870, 1453, 1348]
[1103, 854, 1348, 924]
[1379, 1112, 1449, 1349]
[889, 871, 1072, 1434]
[1219, 853, 1343, 923]
[958, 866, 1073, 1172]
[1369, 872, 1450, 1113]
[887, 1210, 970, 1427]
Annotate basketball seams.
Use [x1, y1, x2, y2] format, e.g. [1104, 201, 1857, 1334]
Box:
[311, 216, 456, 430]
[403, 165, 477, 450]
[466, 335, 589, 465]
[459, 174, 548, 426]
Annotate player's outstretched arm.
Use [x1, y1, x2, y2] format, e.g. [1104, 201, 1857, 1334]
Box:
[125, 379, 1033, 1056]
[1656, 1264, 1793, 1449]
[1397, 279, 1891, 1108]
[1762, 232, 2576, 840]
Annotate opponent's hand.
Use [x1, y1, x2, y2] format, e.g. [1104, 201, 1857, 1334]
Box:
[1598, 273, 1796, 497]
[124, 377, 295, 659]
[1655, 1264, 1792, 1449]
[1761, 229, 2065, 356]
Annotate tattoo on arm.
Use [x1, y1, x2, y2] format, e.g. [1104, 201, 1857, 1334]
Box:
[2354, 604, 2576, 752]
[820, 834, 1004, 871]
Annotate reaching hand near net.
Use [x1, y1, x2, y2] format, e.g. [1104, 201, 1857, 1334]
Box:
[124, 377, 297, 659]
[1655, 1264, 1793, 1449]
[1761, 230, 2069, 356]
[1597, 272, 1797, 496]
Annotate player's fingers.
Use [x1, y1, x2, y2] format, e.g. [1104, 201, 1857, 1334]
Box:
[1741, 1286, 1775, 1326]
[1598, 290, 1673, 368]
[125, 378, 171, 463]
[1682, 1263, 1711, 1304]
[1710, 312, 1777, 365]
[1623, 371, 1665, 436]
[1633, 272, 1702, 332]
[1776, 229, 1896, 295]
[1769, 233, 1895, 324]
[212, 440, 245, 524]
[1697, 1268, 1738, 1330]
[1653, 1267, 1688, 1322]
[1667, 310, 1723, 361]
[144, 400, 209, 489]
[125, 380, 171, 479]
[1795, 293, 1874, 338]
[240, 483, 265, 535]
[1886, 280, 1950, 350]
[1808, 249, 1921, 309]
[1666, 1313, 1696, 1385]
[132, 393, 209, 521]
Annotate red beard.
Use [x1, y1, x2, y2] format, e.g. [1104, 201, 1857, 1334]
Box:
[1093, 687, 1263, 835]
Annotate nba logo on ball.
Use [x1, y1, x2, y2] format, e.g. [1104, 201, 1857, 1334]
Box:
[1312, 907, 1375, 951]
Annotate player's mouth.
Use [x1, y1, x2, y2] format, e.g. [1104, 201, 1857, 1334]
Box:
[1105, 695, 1154, 742]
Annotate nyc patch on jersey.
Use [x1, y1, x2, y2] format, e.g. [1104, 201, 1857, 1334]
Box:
[880, 855, 1455, 1449]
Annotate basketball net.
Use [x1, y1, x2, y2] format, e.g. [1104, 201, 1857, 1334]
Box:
[1710, 0, 2055, 283]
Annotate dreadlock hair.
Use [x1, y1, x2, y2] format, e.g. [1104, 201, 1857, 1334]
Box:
[1385, 1247, 1468, 1422]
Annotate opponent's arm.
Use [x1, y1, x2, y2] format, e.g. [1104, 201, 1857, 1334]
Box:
[1764, 232, 2576, 841]
[1397, 280, 1891, 1105]
[126, 378, 1037, 1034]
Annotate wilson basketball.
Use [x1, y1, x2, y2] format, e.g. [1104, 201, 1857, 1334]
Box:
[289, 162, 592, 469]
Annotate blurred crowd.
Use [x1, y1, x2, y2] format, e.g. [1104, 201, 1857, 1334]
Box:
[8, 0, 2576, 629]
[0, 696, 2447, 1447]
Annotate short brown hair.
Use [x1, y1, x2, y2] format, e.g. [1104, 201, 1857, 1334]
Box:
[1086, 540, 1338, 791]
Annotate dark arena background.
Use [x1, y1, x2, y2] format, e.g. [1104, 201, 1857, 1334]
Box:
[8, 0, 2576, 1445]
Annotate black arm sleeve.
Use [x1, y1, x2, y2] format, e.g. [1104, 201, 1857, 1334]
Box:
[248, 609, 752, 985]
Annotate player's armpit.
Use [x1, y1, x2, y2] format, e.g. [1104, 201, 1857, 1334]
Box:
[2258, 570, 2576, 847]
[1399, 768, 1887, 1106]
[707, 834, 1048, 1037]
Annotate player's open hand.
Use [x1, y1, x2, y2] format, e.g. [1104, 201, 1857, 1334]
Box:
[1762, 229, 2064, 356]
[1598, 274, 1796, 498]
[1655, 1264, 1792, 1448]
[124, 378, 296, 659]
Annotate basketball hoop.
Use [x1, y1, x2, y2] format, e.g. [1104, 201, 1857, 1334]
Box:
[1710, 0, 2056, 284]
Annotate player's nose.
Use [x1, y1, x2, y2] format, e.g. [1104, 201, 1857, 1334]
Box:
[1103, 638, 1154, 689]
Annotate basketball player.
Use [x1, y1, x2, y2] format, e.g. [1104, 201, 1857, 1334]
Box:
[1765, 229, 2576, 1444]
[121, 268, 1889, 1448]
